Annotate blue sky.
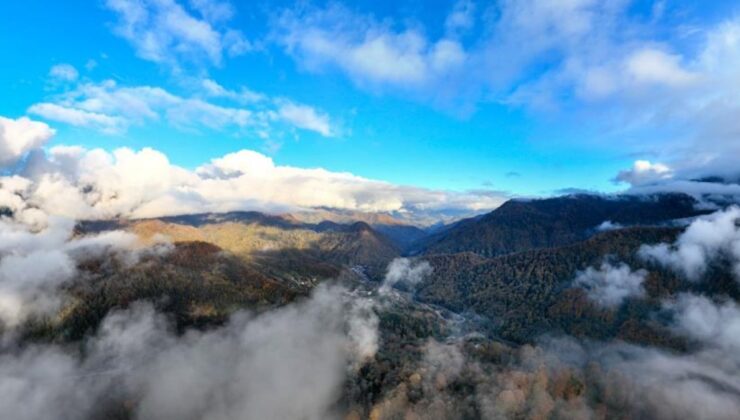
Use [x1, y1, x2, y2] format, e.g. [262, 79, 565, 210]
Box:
[2, 0, 740, 203]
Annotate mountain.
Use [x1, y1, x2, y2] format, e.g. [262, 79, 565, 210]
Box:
[18, 195, 740, 420]
[415, 227, 686, 343]
[288, 208, 431, 251]
[37, 214, 406, 341]
[411, 193, 706, 257]
[39, 241, 303, 341]
[371, 224, 428, 251]
[113, 212, 401, 281]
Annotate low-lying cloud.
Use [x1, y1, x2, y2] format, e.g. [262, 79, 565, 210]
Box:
[574, 262, 647, 308]
[380, 257, 433, 294]
[0, 214, 162, 328]
[667, 293, 740, 353]
[0, 285, 379, 420]
[640, 206, 740, 281]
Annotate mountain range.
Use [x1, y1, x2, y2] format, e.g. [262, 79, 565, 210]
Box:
[12, 190, 740, 419]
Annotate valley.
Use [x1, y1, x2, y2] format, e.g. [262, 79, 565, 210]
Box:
[7, 191, 739, 418]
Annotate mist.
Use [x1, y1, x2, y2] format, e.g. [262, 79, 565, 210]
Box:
[0, 284, 379, 420]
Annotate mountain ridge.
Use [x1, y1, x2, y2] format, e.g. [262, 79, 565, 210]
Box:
[410, 192, 707, 257]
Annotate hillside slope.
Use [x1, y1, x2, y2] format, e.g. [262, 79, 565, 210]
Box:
[413, 193, 704, 257]
[127, 214, 400, 281]
[416, 227, 692, 343]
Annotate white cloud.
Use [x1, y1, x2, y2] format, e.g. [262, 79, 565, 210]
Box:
[28, 78, 333, 137]
[271, 0, 699, 109]
[5, 139, 505, 223]
[625, 180, 740, 208]
[104, 0, 251, 69]
[554, 337, 740, 419]
[625, 48, 698, 87]
[271, 1, 740, 181]
[0, 285, 378, 420]
[489, 7, 740, 177]
[380, 257, 433, 294]
[668, 294, 740, 353]
[604, 19, 740, 182]
[48, 63, 79, 82]
[0, 116, 55, 168]
[615, 160, 674, 186]
[596, 220, 622, 231]
[201, 79, 265, 103]
[28, 103, 126, 134]
[0, 216, 144, 327]
[276, 101, 333, 137]
[274, 4, 468, 90]
[640, 207, 740, 281]
[574, 262, 647, 308]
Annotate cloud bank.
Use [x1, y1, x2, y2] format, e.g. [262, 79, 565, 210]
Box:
[0, 285, 378, 420]
[0, 116, 504, 224]
[0, 210, 165, 327]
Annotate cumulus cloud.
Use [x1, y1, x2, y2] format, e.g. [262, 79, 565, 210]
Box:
[615, 160, 674, 186]
[28, 77, 333, 137]
[0, 284, 378, 420]
[104, 0, 252, 69]
[0, 116, 55, 168]
[640, 206, 740, 281]
[2, 138, 504, 223]
[574, 262, 647, 308]
[610, 158, 740, 205]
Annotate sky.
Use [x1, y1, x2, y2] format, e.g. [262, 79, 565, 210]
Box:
[2, 0, 740, 221]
